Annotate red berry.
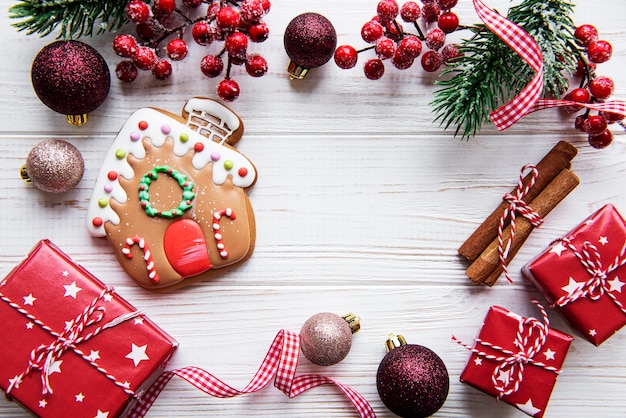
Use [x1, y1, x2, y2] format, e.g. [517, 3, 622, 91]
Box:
[245, 53, 268, 77]
[167, 38, 188, 61]
[126, 0, 150, 24]
[217, 7, 241, 31]
[421, 50, 443, 72]
[573, 59, 596, 78]
[362, 20, 384, 43]
[400, 1, 421, 22]
[115, 61, 138, 82]
[574, 24, 598, 47]
[240, 0, 266, 24]
[587, 40, 612, 63]
[364, 58, 385, 80]
[589, 75, 614, 100]
[425, 28, 446, 50]
[562, 87, 590, 112]
[441, 43, 462, 63]
[217, 79, 240, 102]
[391, 49, 414, 70]
[249, 22, 269, 42]
[384, 19, 404, 41]
[334, 45, 359, 69]
[435, 0, 458, 10]
[574, 115, 587, 132]
[588, 129, 614, 149]
[377, 0, 399, 21]
[376, 37, 397, 60]
[153, 60, 173, 80]
[600, 111, 625, 124]
[113, 34, 138, 58]
[183, 0, 202, 7]
[225, 31, 248, 58]
[421, 4, 440, 23]
[200, 55, 224, 78]
[584, 115, 609, 136]
[136, 18, 164, 41]
[153, 0, 176, 15]
[192, 22, 214, 45]
[438, 11, 459, 33]
[133, 47, 158, 70]
[398, 35, 422, 59]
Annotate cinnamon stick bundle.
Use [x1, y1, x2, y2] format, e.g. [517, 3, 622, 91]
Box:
[458, 141, 577, 261]
[466, 168, 580, 286]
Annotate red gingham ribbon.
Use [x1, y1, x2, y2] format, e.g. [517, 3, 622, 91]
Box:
[127, 329, 375, 418]
[473, 0, 626, 130]
[453, 300, 561, 399]
[498, 164, 544, 283]
[553, 238, 626, 314]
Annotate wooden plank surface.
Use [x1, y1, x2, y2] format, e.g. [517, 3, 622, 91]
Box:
[1, 0, 626, 417]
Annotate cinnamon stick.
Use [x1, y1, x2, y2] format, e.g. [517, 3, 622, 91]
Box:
[458, 141, 577, 262]
[466, 168, 580, 286]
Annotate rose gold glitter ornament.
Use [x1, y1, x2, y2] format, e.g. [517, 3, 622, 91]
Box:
[300, 312, 360, 366]
[21, 139, 84, 193]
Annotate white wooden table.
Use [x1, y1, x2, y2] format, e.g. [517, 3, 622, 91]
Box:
[1, 1, 626, 417]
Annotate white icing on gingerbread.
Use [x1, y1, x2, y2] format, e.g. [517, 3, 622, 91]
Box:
[86, 100, 256, 237]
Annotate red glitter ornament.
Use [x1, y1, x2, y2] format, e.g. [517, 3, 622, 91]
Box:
[376, 334, 449, 418]
[283, 12, 337, 80]
[31, 40, 110, 126]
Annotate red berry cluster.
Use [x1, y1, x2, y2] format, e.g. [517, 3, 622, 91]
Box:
[113, 0, 271, 101]
[564, 24, 623, 149]
[333, 0, 462, 80]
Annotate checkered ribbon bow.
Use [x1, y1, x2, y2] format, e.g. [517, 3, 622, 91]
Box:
[473, 0, 626, 130]
[553, 238, 626, 314]
[453, 300, 561, 399]
[128, 329, 375, 418]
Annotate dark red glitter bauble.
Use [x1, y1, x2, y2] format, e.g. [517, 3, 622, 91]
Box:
[376, 344, 449, 418]
[31, 40, 110, 121]
[284, 12, 337, 75]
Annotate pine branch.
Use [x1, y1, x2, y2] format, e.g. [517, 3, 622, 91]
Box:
[431, 0, 578, 140]
[9, 0, 130, 39]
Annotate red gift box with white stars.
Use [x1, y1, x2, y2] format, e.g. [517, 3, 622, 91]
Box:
[523, 204, 626, 345]
[0, 240, 178, 417]
[458, 305, 573, 418]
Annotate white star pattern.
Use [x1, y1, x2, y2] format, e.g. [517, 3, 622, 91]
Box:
[38, 399, 47, 408]
[599, 236, 609, 245]
[23, 293, 36, 306]
[26, 321, 34, 330]
[65, 320, 75, 332]
[549, 241, 568, 256]
[474, 357, 483, 366]
[543, 348, 556, 361]
[122, 381, 131, 389]
[125, 343, 150, 367]
[62, 270, 69, 277]
[75, 393, 85, 402]
[63, 281, 82, 299]
[134, 316, 144, 325]
[48, 360, 63, 375]
[8, 375, 22, 390]
[608, 276, 625, 293]
[496, 368, 511, 384]
[517, 398, 542, 416]
[87, 350, 101, 362]
[561, 277, 584, 296]
[584, 219, 594, 226]
[103, 293, 113, 302]
[589, 329, 597, 337]
[95, 410, 110, 418]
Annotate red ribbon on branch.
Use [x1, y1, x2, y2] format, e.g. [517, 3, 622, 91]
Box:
[127, 329, 376, 418]
[472, 0, 626, 130]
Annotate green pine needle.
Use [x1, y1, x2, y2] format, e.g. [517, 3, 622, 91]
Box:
[9, 0, 130, 39]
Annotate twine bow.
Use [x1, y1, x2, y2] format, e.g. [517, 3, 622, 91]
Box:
[2, 286, 140, 398]
[473, 0, 626, 130]
[128, 329, 375, 418]
[553, 238, 626, 315]
[453, 300, 561, 399]
[498, 164, 544, 283]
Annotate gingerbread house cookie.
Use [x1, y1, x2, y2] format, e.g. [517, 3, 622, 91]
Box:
[87, 98, 257, 290]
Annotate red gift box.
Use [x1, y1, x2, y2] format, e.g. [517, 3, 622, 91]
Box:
[0, 240, 178, 417]
[522, 204, 626, 345]
[456, 304, 573, 418]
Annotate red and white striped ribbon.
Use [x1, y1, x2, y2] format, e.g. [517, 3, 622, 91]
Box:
[473, 0, 626, 130]
[127, 329, 376, 418]
[553, 238, 626, 314]
[498, 164, 544, 283]
[453, 300, 560, 399]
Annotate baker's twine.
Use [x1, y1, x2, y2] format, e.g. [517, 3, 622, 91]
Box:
[127, 329, 375, 418]
[498, 164, 544, 283]
[473, 0, 626, 130]
[452, 300, 561, 399]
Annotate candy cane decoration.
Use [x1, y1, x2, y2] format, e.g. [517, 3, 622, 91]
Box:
[213, 208, 236, 259]
[122, 236, 160, 284]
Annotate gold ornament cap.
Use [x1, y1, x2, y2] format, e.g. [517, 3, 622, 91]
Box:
[66, 114, 88, 126]
[286, 59, 309, 80]
[385, 334, 408, 352]
[342, 313, 361, 334]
